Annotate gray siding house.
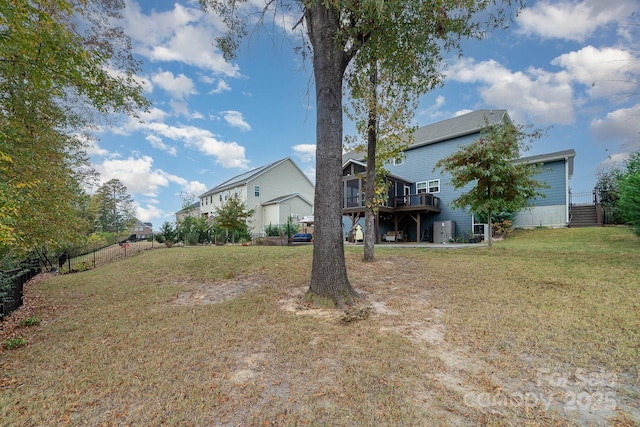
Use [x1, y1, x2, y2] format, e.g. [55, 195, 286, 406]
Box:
[342, 109, 576, 242]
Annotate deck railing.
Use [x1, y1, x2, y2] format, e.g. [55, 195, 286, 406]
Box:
[393, 193, 441, 210]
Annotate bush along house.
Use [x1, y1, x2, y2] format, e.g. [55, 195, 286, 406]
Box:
[342, 109, 576, 243]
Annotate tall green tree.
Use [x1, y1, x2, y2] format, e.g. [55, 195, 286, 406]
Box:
[200, 0, 523, 306]
[0, 0, 148, 259]
[92, 179, 136, 234]
[617, 151, 640, 236]
[435, 121, 548, 246]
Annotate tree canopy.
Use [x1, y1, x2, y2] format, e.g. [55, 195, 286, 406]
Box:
[0, 0, 148, 260]
[91, 179, 136, 234]
[616, 151, 640, 236]
[213, 193, 255, 242]
[200, 0, 524, 306]
[434, 120, 548, 246]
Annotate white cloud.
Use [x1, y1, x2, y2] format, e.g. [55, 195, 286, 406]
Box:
[221, 110, 251, 131]
[590, 104, 640, 152]
[151, 70, 196, 99]
[551, 46, 640, 101]
[138, 121, 250, 169]
[209, 80, 232, 95]
[446, 58, 575, 125]
[135, 202, 165, 224]
[516, 0, 636, 42]
[95, 155, 169, 196]
[123, 1, 240, 77]
[146, 134, 177, 156]
[418, 95, 446, 120]
[454, 109, 474, 117]
[292, 144, 316, 163]
[183, 180, 208, 196]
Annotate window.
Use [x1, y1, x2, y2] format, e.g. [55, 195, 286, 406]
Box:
[219, 194, 222, 202]
[254, 185, 260, 197]
[416, 180, 440, 193]
[392, 157, 404, 166]
[428, 179, 440, 193]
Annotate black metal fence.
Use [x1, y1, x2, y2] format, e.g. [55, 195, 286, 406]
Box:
[1, 239, 156, 321]
[1, 261, 41, 321]
[56, 239, 155, 273]
[569, 189, 597, 206]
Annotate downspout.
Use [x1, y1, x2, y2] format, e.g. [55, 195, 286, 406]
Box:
[565, 156, 570, 226]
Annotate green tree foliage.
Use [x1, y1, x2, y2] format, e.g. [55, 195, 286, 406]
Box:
[155, 221, 177, 248]
[596, 167, 623, 224]
[435, 121, 548, 246]
[200, 0, 523, 306]
[617, 151, 640, 236]
[344, 62, 419, 261]
[92, 179, 136, 234]
[212, 193, 255, 243]
[0, 0, 148, 259]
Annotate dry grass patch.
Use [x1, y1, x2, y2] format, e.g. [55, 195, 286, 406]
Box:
[1, 228, 638, 426]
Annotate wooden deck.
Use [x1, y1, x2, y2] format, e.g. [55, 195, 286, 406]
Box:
[343, 193, 441, 214]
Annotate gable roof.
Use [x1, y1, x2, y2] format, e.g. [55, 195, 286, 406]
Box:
[175, 201, 200, 215]
[199, 157, 313, 198]
[411, 109, 509, 148]
[262, 193, 313, 206]
[343, 109, 509, 163]
[517, 149, 576, 177]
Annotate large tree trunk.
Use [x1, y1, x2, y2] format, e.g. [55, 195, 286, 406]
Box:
[306, 3, 359, 307]
[363, 64, 378, 262]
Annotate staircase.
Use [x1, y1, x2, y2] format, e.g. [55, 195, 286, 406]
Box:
[569, 205, 600, 227]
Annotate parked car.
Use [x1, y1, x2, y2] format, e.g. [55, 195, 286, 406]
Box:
[291, 233, 313, 242]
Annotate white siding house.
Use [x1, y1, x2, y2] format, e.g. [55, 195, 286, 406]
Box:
[199, 157, 315, 236]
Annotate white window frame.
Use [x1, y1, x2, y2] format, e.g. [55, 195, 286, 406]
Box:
[254, 185, 260, 197]
[416, 181, 427, 194]
[392, 157, 404, 166]
[428, 179, 440, 193]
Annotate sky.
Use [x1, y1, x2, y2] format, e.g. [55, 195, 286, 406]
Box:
[89, 0, 640, 227]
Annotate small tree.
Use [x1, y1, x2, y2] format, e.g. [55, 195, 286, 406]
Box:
[596, 168, 623, 224]
[213, 194, 255, 243]
[155, 221, 177, 248]
[435, 120, 548, 246]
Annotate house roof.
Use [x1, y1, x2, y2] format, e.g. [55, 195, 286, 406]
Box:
[132, 218, 152, 228]
[343, 109, 509, 163]
[175, 201, 200, 215]
[411, 109, 509, 148]
[262, 193, 313, 206]
[199, 157, 313, 197]
[517, 149, 576, 177]
[342, 158, 412, 184]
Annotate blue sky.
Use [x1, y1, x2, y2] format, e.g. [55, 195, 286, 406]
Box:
[90, 0, 640, 226]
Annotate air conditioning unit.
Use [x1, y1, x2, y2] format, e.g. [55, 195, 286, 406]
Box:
[434, 220, 455, 244]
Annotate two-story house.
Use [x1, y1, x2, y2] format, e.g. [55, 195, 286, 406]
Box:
[199, 157, 315, 236]
[342, 109, 576, 243]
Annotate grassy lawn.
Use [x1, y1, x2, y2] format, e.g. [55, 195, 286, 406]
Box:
[1, 227, 638, 426]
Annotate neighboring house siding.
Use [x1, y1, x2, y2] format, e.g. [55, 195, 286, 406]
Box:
[198, 158, 314, 236]
[263, 196, 313, 230]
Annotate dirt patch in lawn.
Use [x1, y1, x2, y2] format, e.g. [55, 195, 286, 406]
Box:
[171, 274, 266, 306]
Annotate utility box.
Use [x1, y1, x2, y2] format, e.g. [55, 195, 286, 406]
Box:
[434, 220, 455, 244]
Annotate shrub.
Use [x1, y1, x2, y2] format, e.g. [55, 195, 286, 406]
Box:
[4, 337, 27, 350]
[20, 316, 41, 327]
